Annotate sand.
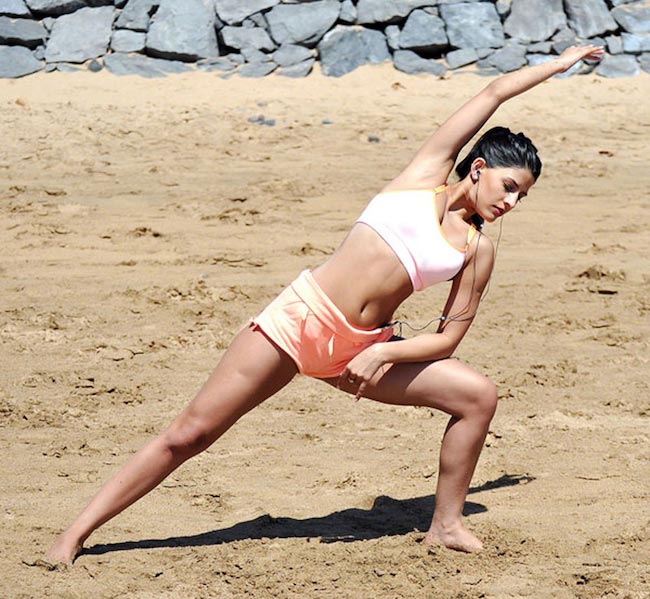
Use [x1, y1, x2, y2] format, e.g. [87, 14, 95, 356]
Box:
[1, 64, 649, 598]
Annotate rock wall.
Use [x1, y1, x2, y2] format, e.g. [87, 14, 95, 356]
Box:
[1, 0, 649, 79]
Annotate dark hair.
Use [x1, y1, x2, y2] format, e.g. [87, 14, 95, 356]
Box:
[455, 126, 542, 229]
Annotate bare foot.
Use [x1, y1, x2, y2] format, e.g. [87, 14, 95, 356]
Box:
[45, 533, 84, 566]
[424, 521, 483, 553]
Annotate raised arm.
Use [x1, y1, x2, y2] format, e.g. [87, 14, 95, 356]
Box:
[387, 45, 604, 191]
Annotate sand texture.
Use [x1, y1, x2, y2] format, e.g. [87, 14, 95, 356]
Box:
[2, 66, 649, 598]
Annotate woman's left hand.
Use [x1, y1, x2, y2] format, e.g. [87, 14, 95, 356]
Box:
[338, 344, 389, 401]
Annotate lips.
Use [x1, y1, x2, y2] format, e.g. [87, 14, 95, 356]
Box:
[493, 206, 504, 217]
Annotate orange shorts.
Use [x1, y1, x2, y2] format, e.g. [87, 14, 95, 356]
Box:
[252, 270, 394, 379]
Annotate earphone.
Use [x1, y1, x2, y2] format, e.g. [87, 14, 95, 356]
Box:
[471, 168, 481, 182]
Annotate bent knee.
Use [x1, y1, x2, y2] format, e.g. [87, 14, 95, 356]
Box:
[462, 372, 498, 420]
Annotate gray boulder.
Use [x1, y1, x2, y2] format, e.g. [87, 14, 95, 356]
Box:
[318, 25, 389, 77]
[606, 35, 624, 54]
[111, 28, 146, 52]
[221, 25, 275, 51]
[356, 0, 436, 25]
[115, 0, 159, 32]
[196, 56, 237, 71]
[272, 43, 312, 67]
[612, 1, 650, 34]
[394, 49, 446, 75]
[147, 0, 219, 61]
[215, 0, 279, 26]
[595, 53, 641, 77]
[0, 16, 47, 48]
[639, 52, 650, 72]
[241, 46, 271, 63]
[399, 9, 447, 52]
[277, 57, 314, 77]
[237, 60, 277, 77]
[24, 0, 84, 15]
[104, 52, 193, 76]
[495, 0, 511, 17]
[339, 0, 356, 24]
[527, 41, 552, 53]
[504, 0, 566, 43]
[440, 3, 505, 49]
[45, 6, 114, 63]
[564, 0, 618, 38]
[486, 42, 527, 72]
[266, 0, 340, 46]
[551, 27, 578, 54]
[384, 24, 400, 50]
[446, 47, 478, 69]
[0, 0, 31, 17]
[622, 32, 650, 52]
[0, 44, 41, 76]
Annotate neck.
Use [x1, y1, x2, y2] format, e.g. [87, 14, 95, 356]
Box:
[445, 178, 477, 223]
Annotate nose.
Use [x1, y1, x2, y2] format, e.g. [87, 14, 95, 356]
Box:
[503, 194, 517, 210]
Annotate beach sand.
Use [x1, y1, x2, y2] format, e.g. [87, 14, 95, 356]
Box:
[2, 65, 649, 598]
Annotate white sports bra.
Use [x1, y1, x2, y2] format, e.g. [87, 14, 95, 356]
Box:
[356, 185, 477, 292]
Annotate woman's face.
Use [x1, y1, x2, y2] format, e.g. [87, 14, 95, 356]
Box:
[474, 166, 536, 223]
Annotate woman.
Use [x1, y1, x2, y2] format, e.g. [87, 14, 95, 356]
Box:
[47, 45, 603, 563]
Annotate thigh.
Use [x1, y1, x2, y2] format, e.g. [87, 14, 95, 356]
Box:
[323, 358, 491, 419]
[179, 323, 299, 431]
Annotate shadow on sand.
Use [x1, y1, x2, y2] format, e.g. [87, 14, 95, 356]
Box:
[82, 473, 534, 557]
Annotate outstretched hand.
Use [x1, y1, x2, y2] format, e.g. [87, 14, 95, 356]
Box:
[556, 44, 604, 73]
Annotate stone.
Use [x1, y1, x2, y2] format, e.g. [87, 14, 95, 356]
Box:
[221, 26, 275, 51]
[0, 16, 47, 48]
[196, 56, 237, 71]
[476, 47, 493, 59]
[622, 32, 650, 52]
[111, 28, 146, 52]
[339, 0, 356, 24]
[440, 3, 505, 49]
[87, 58, 102, 71]
[318, 25, 389, 77]
[612, 1, 650, 34]
[356, 0, 436, 25]
[446, 47, 478, 69]
[527, 41, 552, 53]
[564, 0, 618, 39]
[504, 0, 566, 43]
[266, 0, 340, 46]
[384, 25, 400, 51]
[241, 46, 271, 63]
[115, 0, 159, 32]
[495, 0, 511, 17]
[393, 49, 446, 75]
[486, 42, 527, 72]
[272, 43, 312, 67]
[24, 0, 84, 16]
[45, 6, 114, 63]
[399, 9, 447, 52]
[104, 52, 193, 76]
[244, 14, 265, 29]
[147, 0, 219, 61]
[606, 35, 624, 54]
[215, 0, 279, 26]
[33, 44, 44, 58]
[0, 44, 41, 76]
[237, 60, 276, 77]
[596, 53, 641, 77]
[638, 52, 650, 72]
[277, 57, 314, 77]
[0, 0, 31, 17]
[551, 28, 578, 54]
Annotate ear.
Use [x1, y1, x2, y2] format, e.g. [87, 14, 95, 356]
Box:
[470, 158, 487, 183]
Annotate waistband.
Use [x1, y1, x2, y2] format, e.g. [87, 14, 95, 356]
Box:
[290, 270, 392, 343]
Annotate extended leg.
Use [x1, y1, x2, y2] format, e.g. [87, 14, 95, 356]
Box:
[46, 325, 298, 564]
[328, 358, 497, 552]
